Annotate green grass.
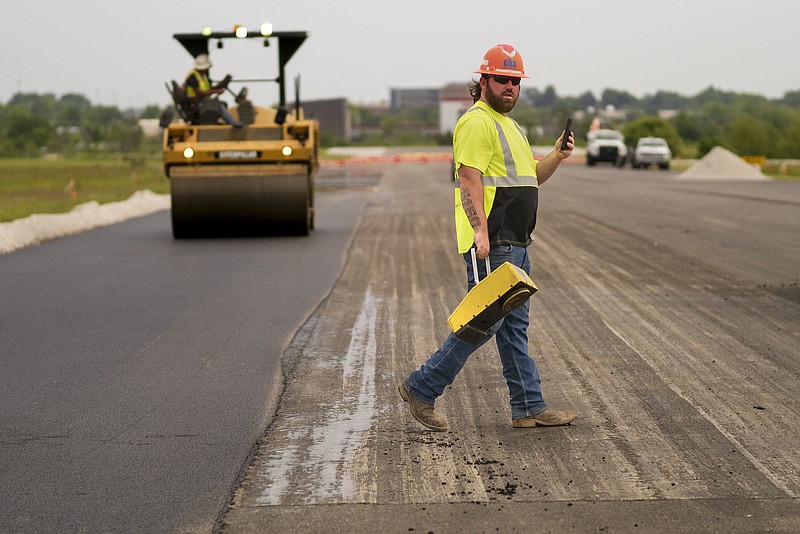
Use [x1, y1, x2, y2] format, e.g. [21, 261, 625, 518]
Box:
[762, 161, 800, 181]
[0, 151, 343, 223]
[0, 156, 169, 222]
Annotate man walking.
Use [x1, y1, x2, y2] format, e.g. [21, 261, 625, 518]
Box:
[399, 44, 577, 431]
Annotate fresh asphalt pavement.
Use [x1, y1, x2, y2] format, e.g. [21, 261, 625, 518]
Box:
[0, 169, 373, 533]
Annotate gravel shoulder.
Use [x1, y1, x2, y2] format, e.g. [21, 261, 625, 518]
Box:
[0, 190, 170, 255]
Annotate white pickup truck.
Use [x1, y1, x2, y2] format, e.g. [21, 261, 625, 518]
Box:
[630, 137, 672, 170]
[586, 129, 627, 167]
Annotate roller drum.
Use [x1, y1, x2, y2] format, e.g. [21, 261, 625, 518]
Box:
[169, 164, 313, 238]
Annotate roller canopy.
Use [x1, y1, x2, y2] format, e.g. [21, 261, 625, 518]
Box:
[173, 30, 308, 107]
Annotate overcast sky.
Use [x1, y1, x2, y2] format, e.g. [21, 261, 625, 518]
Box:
[2, 0, 799, 109]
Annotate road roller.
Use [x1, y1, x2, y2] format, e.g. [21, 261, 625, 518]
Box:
[161, 25, 319, 238]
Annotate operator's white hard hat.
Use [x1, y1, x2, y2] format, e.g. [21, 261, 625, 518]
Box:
[194, 54, 212, 70]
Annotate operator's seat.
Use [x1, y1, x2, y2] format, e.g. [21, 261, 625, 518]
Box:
[164, 79, 236, 126]
[166, 80, 195, 123]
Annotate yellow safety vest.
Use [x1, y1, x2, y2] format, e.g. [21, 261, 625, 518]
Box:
[453, 100, 539, 254]
[185, 69, 211, 98]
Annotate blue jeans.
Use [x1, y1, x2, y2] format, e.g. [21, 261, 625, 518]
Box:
[404, 244, 547, 419]
[219, 104, 243, 127]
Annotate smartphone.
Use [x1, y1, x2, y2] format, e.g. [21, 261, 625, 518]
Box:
[561, 117, 573, 150]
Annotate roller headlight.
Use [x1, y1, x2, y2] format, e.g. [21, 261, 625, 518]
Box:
[281, 146, 293, 157]
[183, 147, 194, 159]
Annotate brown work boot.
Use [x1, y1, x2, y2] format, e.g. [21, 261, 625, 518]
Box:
[398, 383, 448, 432]
[512, 407, 578, 428]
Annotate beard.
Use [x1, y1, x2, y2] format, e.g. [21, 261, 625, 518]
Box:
[484, 81, 518, 113]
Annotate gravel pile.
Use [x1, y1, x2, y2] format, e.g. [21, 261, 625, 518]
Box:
[0, 190, 170, 255]
[679, 146, 769, 180]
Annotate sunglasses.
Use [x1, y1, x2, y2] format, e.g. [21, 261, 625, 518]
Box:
[490, 75, 521, 86]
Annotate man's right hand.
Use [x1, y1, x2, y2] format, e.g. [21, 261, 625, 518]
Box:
[213, 74, 233, 90]
[474, 230, 490, 259]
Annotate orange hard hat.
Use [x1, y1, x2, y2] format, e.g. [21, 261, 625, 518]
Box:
[474, 44, 529, 78]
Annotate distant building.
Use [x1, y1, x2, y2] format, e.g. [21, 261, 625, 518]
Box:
[439, 82, 473, 135]
[349, 102, 389, 142]
[138, 119, 161, 138]
[390, 88, 439, 111]
[300, 98, 350, 142]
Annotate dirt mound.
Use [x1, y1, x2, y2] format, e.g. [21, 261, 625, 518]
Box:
[679, 146, 769, 180]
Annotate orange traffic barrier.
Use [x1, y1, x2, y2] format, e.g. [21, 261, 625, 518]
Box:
[320, 153, 453, 166]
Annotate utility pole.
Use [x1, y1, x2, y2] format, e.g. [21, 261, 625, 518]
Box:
[16, 54, 22, 94]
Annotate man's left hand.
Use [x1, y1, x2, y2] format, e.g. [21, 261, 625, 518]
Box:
[556, 132, 574, 160]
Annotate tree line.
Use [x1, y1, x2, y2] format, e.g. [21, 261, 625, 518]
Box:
[344, 84, 800, 158]
[512, 86, 800, 158]
[2, 85, 800, 158]
[0, 93, 162, 157]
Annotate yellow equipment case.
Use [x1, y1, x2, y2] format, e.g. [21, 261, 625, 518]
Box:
[448, 250, 538, 344]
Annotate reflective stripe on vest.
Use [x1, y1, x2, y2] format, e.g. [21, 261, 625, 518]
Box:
[455, 107, 537, 189]
[185, 69, 211, 98]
